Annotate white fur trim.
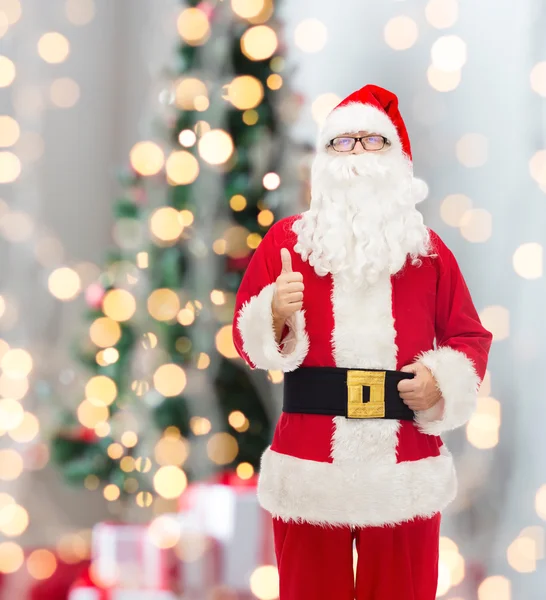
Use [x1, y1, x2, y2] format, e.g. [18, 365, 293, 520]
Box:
[257, 445, 456, 527]
[415, 346, 480, 436]
[318, 103, 402, 152]
[330, 272, 401, 466]
[236, 283, 309, 372]
[412, 177, 429, 204]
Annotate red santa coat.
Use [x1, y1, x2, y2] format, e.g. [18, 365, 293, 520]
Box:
[233, 215, 492, 528]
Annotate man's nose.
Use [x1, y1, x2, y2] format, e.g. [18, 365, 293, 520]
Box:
[351, 140, 366, 155]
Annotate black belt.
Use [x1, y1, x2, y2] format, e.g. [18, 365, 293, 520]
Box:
[283, 367, 415, 420]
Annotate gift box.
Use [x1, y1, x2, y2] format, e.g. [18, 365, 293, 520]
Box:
[177, 472, 276, 595]
[91, 522, 176, 593]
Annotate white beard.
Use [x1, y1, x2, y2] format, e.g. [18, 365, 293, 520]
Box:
[293, 149, 430, 289]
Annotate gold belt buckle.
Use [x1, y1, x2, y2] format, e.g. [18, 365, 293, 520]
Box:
[347, 370, 386, 418]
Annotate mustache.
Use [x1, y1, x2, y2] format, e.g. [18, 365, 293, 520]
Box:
[312, 151, 404, 184]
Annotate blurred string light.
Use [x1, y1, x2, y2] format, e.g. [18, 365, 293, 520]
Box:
[150, 206, 183, 243]
[153, 465, 187, 499]
[0, 13, 7, 38]
[175, 78, 208, 111]
[207, 432, 238, 465]
[166, 150, 199, 185]
[506, 527, 542, 573]
[153, 363, 187, 396]
[148, 288, 180, 321]
[86, 375, 117, 407]
[294, 19, 328, 53]
[154, 434, 189, 467]
[178, 129, 196, 147]
[216, 325, 238, 358]
[0, 116, 20, 146]
[89, 317, 121, 347]
[440, 193, 472, 227]
[0, 56, 16, 87]
[0, 542, 24, 574]
[241, 25, 278, 60]
[198, 129, 234, 165]
[529, 149, 546, 188]
[0, 151, 21, 183]
[431, 35, 467, 71]
[177, 7, 210, 46]
[0, 449, 23, 481]
[237, 462, 254, 479]
[427, 65, 461, 92]
[250, 565, 279, 600]
[225, 75, 264, 110]
[190, 416, 211, 435]
[37, 32, 70, 64]
[231, 0, 265, 19]
[27, 549, 57, 580]
[17, 131, 45, 162]
[478, 576, 511, 600]
[130, 141, 164, 176]
[530, 62, 546, 97]
[263, 172, 280, 190]
[459, 208, 492, 243]
[479, 305, 510, 341]
[513, 243, 543, 279]
[148, 515, 180, 549]
[1, 0, 22, 25]
[0, 503, 29, 537]
[1, 211, 34, 243]
[266, 74, 282, 90]
[425, 0, 459, 29]
[311, 93, 341, 126]
[65, 0, 95, 26]
[2, 348, 33, 378]
[50, 77, 80, 108]
[384, 16, 419, 51]
[197, 352, 210, 369]
[456, 133, 488, 168]
[48, 267, 82, 301]
[466, 396, 501, 449]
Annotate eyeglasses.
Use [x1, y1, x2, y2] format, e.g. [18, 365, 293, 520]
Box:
[329, 135, 391, 153]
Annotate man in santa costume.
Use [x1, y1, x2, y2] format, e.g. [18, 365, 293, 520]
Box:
[233, 84, 492, 599]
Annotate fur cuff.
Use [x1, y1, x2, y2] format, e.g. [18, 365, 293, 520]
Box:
[236, 283, 309, 372]
[416, 346, 480, 436]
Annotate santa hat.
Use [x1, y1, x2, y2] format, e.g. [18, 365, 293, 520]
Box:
[318, 84, 428, 202]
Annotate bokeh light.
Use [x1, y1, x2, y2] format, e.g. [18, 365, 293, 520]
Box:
[507, 535, 537, 573]
[479, 306, 510, 341]
[237, 462, 255, 479]
[241, 26, 278, 60]
[459, 208, 492, 242]
[431, 35, 467, 71]
[536, 486, 546, 520]
[0, 398, 24, 430]
[0, 449, 23, 481]
[9, 411, 40, 443]
[66, 0, 95, 25]
[427, 66, 461, 92]
[425, 0, 459, 29]
[231, 0, 265, 19]
[456, 133, 489, 168]
[27, 549, 57, 580]
[177, 8, 210, 46]
[89, 317, 121, 348]
[130, 141, 164, 176]
[529, 150, 546, 186]
[149, 206, 184, 243]
[103, 484, 120, 502]
[148, 288, 181, 321]
[102, 289, 136, 322]
[216, 325, 238, 359]
[0, 542, 24, 574]
[0, 116, 20, 147]
[198, 129, 234, 165]
[513, 243, 543, 279]
[0, 503, 29, 537]
[207, 432, 239, 465]
[121, 431, 138, 448]
[294, 19, 328, 53]
[311, 93, 341, 126]
[440, 194, 473, 227]
[175, 78, 208, 111]
[148, 515, 180, 549]
[266, 74, 282, 90]
[86, 375, 117, 407]
[230, 194, 247, 211]
[1, 348, 33, 378]
[0, 151, 21, 183]
[155, 435, 189, 466]
[478, 576, 511, 600]
[384, 16, 419, 51]
[153, 466, 187, 499]
[0, 56, 16, 87]
[530, 62, 546, 97]
[37, 32, 70, 64]
[48, 267, 82, 301]
[166, 150, 199, 185]
[226, 75, 264, 110]
[197, 353, 211, 370]
[77, 400, 109, 429]
[466, 397, 501, 449]
[1, 0, 22, 25]
[153, 364, 187, 397]
[263, 172, 280, 190]
[50, 77, 80, 108]
[249, 565, 279, 600]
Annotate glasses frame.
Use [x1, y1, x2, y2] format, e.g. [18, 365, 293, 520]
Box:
[328, 135, 391, 153]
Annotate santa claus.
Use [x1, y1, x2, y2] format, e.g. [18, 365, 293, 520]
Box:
[233, 84, 492, 600]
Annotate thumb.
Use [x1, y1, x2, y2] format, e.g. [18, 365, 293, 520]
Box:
[280, 248, 293, 273]
[400, 363, 419, 374]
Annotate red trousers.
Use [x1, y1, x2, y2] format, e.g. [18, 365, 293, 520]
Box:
[273, 515, 440, 600]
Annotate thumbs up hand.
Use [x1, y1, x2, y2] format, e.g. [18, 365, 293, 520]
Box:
[272, 248, 304, 320]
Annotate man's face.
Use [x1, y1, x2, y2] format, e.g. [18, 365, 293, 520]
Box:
[325, 131, 392, 156]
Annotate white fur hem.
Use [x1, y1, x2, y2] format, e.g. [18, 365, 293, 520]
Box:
[257, 446, 456, 527]
[236, 283, 309, 372]
[415, 347, 480, 436]
[318, 103, 402, 151]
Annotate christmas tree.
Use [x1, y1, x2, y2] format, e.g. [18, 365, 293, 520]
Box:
[52, 0, 295, 504]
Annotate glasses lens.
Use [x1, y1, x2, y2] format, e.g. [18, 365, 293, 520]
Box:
[363, 136, 386, 151]
[331, 137, 355, 152]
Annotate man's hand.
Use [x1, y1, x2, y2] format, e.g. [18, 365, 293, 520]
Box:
[397, 362, 442, 412]
[272, 248, 304, 320]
